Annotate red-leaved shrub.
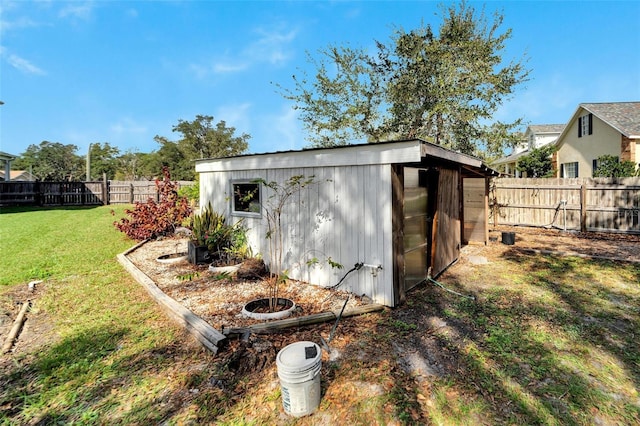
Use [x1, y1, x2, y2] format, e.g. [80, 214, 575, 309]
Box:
[114, 167, 192, 240]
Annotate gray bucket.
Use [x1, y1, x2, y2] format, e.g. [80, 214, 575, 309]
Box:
[276, 341, 322, 417]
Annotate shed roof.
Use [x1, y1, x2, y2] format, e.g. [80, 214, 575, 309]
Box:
[0, 151, 17, 161]
[195, 139, 496, 176]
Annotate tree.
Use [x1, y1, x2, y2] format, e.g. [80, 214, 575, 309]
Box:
[278, 1, 529, 157]
[153, 115, 251, 180]
[516, 144, 556, 178]
[87, 142, 120, 180]
[278, 46, 387, 147]
[148, 137, 192, 180]
[14, 141, 83, 181]
[592, 155, 638, 178]
[173, 115, 250, 160]
[115, 150, 154, 180]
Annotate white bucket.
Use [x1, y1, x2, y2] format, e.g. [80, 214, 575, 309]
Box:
[276, 341, 322, 417]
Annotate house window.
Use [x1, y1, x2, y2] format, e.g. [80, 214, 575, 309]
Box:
[561, 162, 579, 178]
[578, 113, 593, 137]
[231, 180, 261, 217]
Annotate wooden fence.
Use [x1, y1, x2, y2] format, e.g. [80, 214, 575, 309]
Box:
[0, 180, 194, 207]
[0, 181, 105, 206]
[492, 177, 640, 234]
[107, 180, 193, 204]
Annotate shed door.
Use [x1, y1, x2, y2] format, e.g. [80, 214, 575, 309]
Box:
[403, 168, 429, 290]
[431, 168, 460, 277]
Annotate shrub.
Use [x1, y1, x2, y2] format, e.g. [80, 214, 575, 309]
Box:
[178, 178, 199, 205]
[593, 155, 639, 177]
[113, 166, 192, 240]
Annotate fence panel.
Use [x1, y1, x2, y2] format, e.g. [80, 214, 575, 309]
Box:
[108, 180, 194, 204]
[493, 177, 640, 234]
[0, 179, 193, 207]
[0, 181, 37, 205]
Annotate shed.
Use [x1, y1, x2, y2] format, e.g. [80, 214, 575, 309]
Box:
[195, 139, 496, 307]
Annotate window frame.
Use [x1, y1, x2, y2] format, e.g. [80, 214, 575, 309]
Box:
[578, 113, 593, 138]
[230, 179, 262, 218]
[561, 162, 579, 178]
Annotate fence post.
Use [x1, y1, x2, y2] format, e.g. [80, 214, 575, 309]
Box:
[580, 184, 587, 233]
[103, 173, 108, 205]
[129, 183, 135, 204]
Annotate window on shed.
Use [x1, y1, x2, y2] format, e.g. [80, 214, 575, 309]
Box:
[231, 180, 261, 216]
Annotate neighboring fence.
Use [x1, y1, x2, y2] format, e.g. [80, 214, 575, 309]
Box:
[0, 180, 194, 207]
[107, 180, 194, 204]
[0, 181, 106, 206]
[492, 177, 640, 234]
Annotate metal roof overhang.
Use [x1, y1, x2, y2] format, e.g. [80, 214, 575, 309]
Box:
[195, 138, 496, 177]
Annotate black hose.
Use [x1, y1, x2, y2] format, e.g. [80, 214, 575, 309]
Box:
[328, 262, 363, 291]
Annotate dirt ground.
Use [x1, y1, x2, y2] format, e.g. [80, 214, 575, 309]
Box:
[2, 224, 639, 360]
[1, 224, 639, 422]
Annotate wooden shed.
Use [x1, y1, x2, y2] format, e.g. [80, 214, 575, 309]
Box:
[195, 139, 496, 307]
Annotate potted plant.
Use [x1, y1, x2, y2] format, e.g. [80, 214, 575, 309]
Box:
[189, 202, 249, 266]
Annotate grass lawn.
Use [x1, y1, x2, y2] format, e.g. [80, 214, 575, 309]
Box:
[1, 205, 638, 425]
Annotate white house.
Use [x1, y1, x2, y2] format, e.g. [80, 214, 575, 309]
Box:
[553, 102, 640, 178]
[492, 124, 565, 177]
[195, 139, 496, 307]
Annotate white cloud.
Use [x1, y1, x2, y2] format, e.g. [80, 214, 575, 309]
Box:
[58, 1, 94, 21]
[0, 16, 40, 33]
[248, 26, 298, 66]
[191, 24, 298, 79]
[213, 61, 249, 74]
[189, 60, 248, 78]
[3, 50, 46, 75]
[110, 117, 148, 135]
[256, 105, 304, 153]
[493, 73, 580, 126]
[214, 103, 252, 132]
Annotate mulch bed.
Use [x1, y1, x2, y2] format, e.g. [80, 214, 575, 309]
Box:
[124, 238, 371, 332]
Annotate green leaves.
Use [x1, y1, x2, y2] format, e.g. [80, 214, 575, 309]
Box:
[516, 144, 557, 178]
[276, 1, 529, 157]
[592, 155, 639, 178]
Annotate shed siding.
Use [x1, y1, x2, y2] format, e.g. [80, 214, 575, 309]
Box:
[199, 163, 395, 306]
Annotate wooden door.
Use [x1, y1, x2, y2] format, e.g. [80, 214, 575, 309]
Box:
[431, 168, 460, 277]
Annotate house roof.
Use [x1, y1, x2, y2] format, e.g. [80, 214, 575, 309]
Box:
[527, 124, 565, 134]
[195, 138, 497, 176]
[0, 170, 34, 180]
[580, 102, 640, 138]
[492, 149, 529, 166]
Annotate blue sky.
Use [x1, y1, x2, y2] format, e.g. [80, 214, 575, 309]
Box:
[1, 0, 639, 158]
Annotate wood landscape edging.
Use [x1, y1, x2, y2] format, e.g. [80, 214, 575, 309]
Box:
[117, 241, 386, 355]
[117, 245, 226, 354]
[222, 303, 385, 336]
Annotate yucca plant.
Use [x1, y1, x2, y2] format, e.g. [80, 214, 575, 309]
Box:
[190, 202, 248, 264]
